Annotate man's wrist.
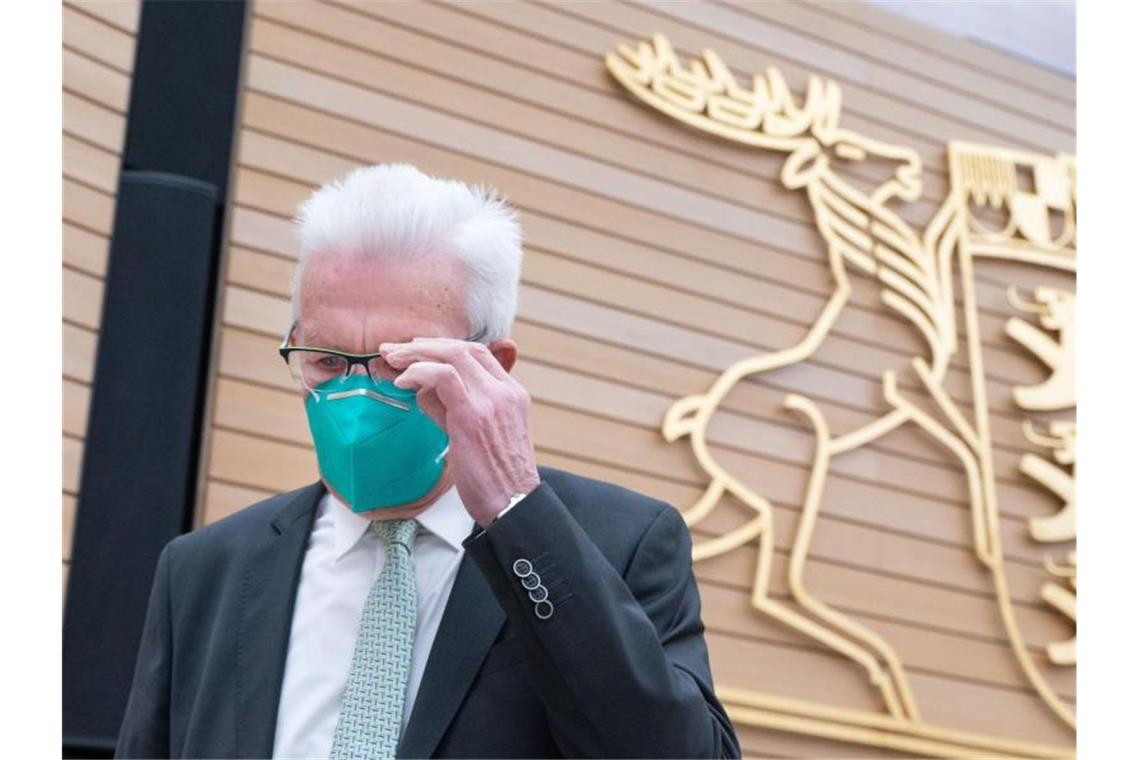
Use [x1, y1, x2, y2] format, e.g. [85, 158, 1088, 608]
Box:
[492, 488, 534, 524]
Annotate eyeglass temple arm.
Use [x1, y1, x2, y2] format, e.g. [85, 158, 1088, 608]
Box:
[278, 321, 298, 361]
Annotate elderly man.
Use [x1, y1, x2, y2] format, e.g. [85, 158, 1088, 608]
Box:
[116, 164, 740, 759]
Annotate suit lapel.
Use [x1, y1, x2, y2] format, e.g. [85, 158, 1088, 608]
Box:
[234, 481, 324, 759]
[398, 549, 506, 758]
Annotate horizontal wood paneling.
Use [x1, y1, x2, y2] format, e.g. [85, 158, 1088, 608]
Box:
[63, 3, 137, 73]
[62, 47, 131, 113]
[64, 90, 127, 153]
[64, 435, 84, 495]
[63, 379, 91, 439]
[63, 322, 98, 383]
[234, 77, 1074, 299]
[62, 267, 104, 330]
[200, 1, 1075, 753]
[63, 133, 120, 194]
[250, 9, 947, 223]
[63, 222, 110, 278]
[63, 178, 115, 235]
[66, 0, 141, 36]
[61, 0, 139, 594]
[259, 0, 949, 209]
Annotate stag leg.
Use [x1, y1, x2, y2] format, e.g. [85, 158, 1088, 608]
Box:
[775, 393, 922, 721]
[747, 554, 918, 721]
[740, 393, 919, 722]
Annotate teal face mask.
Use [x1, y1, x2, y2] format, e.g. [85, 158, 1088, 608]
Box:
[304, 374, 448, 513]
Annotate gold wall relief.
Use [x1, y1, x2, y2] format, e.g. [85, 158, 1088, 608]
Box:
[606, 34, 1075, 759]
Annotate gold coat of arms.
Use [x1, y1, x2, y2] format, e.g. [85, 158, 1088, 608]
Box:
[606, 34, 1075, 759]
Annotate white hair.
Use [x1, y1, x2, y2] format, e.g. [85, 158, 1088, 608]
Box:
[291, 163, 523, 341]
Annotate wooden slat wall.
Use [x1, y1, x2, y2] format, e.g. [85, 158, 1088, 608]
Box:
[200, 1, 1076, 756]
[62, 0, 140, 597]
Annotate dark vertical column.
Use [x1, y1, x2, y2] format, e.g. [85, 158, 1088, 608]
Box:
[62, 1, 248, 755]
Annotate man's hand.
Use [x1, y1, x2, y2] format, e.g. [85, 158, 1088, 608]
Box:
[380, 337, 541, 527]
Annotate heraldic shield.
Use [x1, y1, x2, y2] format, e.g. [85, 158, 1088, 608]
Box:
[606, 34, 1075, 759]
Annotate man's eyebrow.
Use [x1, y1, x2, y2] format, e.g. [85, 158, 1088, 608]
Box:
[298, 328, 340, 348]
[300, 330, 381, 354]
[298, 328, 323, 345]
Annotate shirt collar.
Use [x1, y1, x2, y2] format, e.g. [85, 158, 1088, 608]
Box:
[326, 486, 474, 561]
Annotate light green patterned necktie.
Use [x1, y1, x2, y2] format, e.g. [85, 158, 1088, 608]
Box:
[329, 519, 418, 760]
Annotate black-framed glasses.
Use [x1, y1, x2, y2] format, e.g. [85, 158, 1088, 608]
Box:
[278, 321, 487, 393]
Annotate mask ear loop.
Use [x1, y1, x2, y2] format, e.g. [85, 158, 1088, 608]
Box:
[434, 445, 449, 464]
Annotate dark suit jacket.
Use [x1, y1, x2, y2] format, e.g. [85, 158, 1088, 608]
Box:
[116, 465, 741, 758]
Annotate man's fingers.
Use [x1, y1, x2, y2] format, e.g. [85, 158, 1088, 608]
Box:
[447, 340, 510, 383]
[464, 341, 511, 382]
[394, 361, 469, 411]
[384, 339, 500, 391]
[425, 338, 511, 382]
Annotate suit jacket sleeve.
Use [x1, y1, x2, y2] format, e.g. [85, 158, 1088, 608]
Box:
[462, 481, 741, 759]
[115, 541, 174, 759]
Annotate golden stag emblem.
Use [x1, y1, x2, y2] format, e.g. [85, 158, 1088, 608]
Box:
[607, 34, 1075, 759]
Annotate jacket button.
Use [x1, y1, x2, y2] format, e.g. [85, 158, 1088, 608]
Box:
[528, 585, 548, 603]
[521, 572, 541, 590]
[512, 559, 532, 577]
[534, 599, 554, 620]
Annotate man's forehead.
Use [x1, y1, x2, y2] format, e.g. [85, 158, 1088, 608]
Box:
[295, 251, 471, 346]
[297, 321, 335, 344]
[300, 251, 466, 306]
[298, 318, 368, 345]
[298, 316, 454, 349]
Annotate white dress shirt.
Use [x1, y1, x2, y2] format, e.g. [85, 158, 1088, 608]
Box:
[272, 487, 475, 759]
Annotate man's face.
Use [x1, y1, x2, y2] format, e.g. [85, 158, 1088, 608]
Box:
[296, 249, 472, 520]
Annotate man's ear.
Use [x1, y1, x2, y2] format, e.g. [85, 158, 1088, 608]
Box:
[487, 338, 518, 373]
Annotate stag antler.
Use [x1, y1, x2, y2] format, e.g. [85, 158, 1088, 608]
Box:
[605, 33, 838, 151]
